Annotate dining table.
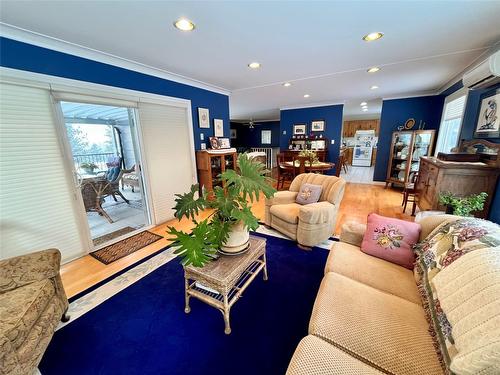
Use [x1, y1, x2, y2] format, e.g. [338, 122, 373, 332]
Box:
[283, 160, 335, 174]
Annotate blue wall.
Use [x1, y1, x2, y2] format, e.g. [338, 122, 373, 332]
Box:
[280, 104, 343, 174]
[0, 37, 230, 150]
[230, 121, 280, 148]
[373, 95, 445, 182]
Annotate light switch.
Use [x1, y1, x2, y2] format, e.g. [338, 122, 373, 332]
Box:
[283, 130, 287, 135]
[200, 133, 204, 140]
[331, 139, 335, 145]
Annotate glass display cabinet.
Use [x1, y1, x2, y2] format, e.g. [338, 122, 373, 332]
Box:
[385, 130, 435, 187]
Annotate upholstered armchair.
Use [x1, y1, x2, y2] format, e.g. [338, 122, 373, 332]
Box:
[265, 173, 346, 248]
[0, 249, 69, 375]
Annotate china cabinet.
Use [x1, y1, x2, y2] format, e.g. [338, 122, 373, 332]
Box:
[385, 130, 435, 187]
[196, 150, 237, 198]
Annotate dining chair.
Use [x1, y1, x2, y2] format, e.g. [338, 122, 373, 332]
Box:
[276, 153, 294, 190]
[402, 172, 419, 216]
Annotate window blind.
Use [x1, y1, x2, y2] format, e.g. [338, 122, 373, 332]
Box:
[137, 103, 194, 224]
[0, 83, 86, 261]
[443, 95, 466, 120]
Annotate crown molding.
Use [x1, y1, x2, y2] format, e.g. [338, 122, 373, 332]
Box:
[382, 90, 438, 101]
[280, 101, 345, 111]
[0, 23, 231, 96]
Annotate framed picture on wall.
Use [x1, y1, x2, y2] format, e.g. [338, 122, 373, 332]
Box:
[230, 129, 237, 139]
[198, 107, 210, 128]
[474, 88, 499, 139]
[214, 119, 224, 137]
[311, 120, 325, 132]
[293, 124, 307, 135]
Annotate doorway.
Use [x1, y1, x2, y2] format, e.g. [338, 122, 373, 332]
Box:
[59, 101, 150, 246]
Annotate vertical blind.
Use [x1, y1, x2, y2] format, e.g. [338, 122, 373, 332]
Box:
[137, 102, 194, 224]
[0, 83, 86, 261]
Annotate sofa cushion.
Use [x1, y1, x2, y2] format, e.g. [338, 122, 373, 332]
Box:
[309, 272, 442, 375]
[432, 247, 500, 375]
[361, 213, 421, 269]
[296, 183, 322, 205]
[413, 218, 500, 371]
[325, 241, 422, 305]
[270, 203, 301, 224]
[0, 279, 55, 349]
[286, 335, 383, 375]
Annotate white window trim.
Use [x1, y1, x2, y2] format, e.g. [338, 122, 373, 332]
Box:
[435, 87, 468, 156]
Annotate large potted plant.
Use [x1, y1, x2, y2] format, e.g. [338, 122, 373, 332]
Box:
[438, 191, 488, 217]
[167, 154, 276, 267]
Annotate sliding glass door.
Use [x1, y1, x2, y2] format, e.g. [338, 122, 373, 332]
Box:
[57, 100, 150, 247]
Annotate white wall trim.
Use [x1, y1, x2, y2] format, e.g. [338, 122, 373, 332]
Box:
[280, 101, 345, 111]
[0, 22, 231, 96]
[382, 91, 438, 101]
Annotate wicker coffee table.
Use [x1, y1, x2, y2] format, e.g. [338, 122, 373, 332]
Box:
[183, 236, 267, 334]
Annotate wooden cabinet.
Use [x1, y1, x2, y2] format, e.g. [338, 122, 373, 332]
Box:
[416, 157, 500, 219]
[342, 119, 380, 137]
[196, 150, 237, 197]
[385, 130, 435, 186]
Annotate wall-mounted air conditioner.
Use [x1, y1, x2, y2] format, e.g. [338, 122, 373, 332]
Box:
[462, 50, 500, 89]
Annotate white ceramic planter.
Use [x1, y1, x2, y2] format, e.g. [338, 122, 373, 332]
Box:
[221, 221, 250, 253]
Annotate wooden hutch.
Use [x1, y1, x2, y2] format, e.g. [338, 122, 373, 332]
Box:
[415, 139, 500, 219]
[284, 135, 328, 161]
[385, 130, 436, 187]
[196, 149, 237, 197]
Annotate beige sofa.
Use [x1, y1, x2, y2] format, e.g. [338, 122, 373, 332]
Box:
[287, 214, 499, 375]
[265, 173, 346, 247]
[0, 249, 69, 375]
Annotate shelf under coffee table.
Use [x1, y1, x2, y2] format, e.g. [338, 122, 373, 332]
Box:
[183, 236, 267, 334]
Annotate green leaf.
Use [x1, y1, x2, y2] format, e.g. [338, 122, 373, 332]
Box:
[208, 186, 238, 218]
[221, 153, 276, 202]
[231, 204, 259, 231]
[166, 220, 216, 267]
[207, 217, 233, 248]
[172, 184, 207, 221]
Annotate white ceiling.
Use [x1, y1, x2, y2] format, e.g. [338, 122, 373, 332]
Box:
[1, 1, 499, 121]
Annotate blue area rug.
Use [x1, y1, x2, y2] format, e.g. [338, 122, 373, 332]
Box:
[39, 233, 330, 375]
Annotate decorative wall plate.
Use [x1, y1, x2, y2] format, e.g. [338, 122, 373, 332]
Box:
[404, 118, 416, 130]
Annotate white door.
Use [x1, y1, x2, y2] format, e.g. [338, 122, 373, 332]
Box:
[137, 102, 195, 224]
[0, 82, 88, 261]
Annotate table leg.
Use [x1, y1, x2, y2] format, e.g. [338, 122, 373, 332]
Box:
[184, 278, 191, 314]
[223, 294, 231, 335]
[262, 253, 269, 281]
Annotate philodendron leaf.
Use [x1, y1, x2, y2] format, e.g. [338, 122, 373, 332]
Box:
[208, 217, 233, 248]
[231, 205, 259, 231]
[221, 153, 276, 202]
[166, 220, 216, 267]
[172, 184, 207, 221]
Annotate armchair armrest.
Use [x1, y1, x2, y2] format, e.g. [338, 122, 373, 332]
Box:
[339, 222, 367, 247]
[298, 201, 335, 224]
[0, 248, 61, 293]
[265, 191, 298, 206]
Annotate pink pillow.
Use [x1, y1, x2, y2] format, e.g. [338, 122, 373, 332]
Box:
[361, 213, 421, 269]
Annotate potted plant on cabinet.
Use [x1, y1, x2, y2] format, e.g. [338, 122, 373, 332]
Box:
[167, 154, 276, 267]
[438, 191, 488, 217]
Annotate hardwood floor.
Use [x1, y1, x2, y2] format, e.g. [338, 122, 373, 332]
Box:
[61, 182, 412, 298]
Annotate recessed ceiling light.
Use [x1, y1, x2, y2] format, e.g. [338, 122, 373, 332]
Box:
[367, 67, 380, 73]
[303, 94, 310, 98]
[283, 82, 292, 87]
[360, 102, 367, 106]
[362, 105, 368, 109]
[174, 18, 195, 31]
[248, 62, 261, 69]
[362, 108, 368, 112]
[370, 85, 379, 90]
[362, 32, 384, 42]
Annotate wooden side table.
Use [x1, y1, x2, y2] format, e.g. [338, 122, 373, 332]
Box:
[183, 236, 267, 334]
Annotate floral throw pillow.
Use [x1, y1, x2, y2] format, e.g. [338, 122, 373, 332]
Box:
[413, 218, 500, 373]
[360, 213, 421, 269]
[295, 183, 322, 205]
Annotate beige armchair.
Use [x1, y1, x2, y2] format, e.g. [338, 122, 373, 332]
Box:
[265, 173, 346, 248]
[0, 249, 69, 375]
